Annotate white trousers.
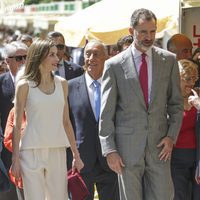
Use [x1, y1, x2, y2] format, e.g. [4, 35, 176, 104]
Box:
[20, 147, 68, 200]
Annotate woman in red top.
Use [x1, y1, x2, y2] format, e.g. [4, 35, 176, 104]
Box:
[171, 59, 200, 200]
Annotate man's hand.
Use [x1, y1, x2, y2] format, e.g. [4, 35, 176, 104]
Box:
[106, 152, 125, 174]
[157, 136, 174, 161]
[195, 166, 200, 184]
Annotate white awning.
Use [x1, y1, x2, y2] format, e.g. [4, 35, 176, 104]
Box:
[0, 0, 24, 13]
[55, 0, 179, 47]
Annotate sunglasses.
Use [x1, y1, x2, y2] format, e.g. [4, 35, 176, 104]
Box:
[9, 55, 27, 62]
[56, 44, 65, 50]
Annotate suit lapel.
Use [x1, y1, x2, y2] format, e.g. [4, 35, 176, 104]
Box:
[5, 73, 15, 99]
[121, 48, 146, 105]
[149, 47, 164, 109]
[64, 61, 71, 80]
[7, 73, 15, 90]
[78, 75, 96, 121]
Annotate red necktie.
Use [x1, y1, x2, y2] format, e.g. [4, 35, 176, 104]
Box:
[139, 53, 148, 108]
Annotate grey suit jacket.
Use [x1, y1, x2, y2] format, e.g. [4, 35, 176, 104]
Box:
[99, 45, 184, 167]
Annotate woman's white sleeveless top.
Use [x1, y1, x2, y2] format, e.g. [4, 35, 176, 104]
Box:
[20, 76, 70, 150]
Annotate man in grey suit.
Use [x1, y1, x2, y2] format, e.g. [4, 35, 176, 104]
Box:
[99, 8, 184, 200]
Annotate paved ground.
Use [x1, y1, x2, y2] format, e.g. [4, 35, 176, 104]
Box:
[94, 186, 98, 199]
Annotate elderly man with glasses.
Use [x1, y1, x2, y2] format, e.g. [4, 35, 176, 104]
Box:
[47, 31, 84, 80]
[0, 41, 27, 200]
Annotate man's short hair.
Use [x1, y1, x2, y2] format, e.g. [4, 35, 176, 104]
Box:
[47, 31, 65, 41]
[19, 34, 33, 43]
[130, 8, 157, 28]
[117, 35, 133, 52]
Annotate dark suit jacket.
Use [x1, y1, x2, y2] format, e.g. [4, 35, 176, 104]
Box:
[0, 72, 14, 133]
[67, 74, 110, 173]
[0, 132, 10, 192]
[192, 82, 200, 175]
[196, 109, 200, 176]
[63, 60, 84, 80]
[0, 72, 15, 170]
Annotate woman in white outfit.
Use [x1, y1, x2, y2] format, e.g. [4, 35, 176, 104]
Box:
[11, 38, 84, 200]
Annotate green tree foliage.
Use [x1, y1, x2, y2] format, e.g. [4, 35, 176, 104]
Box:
[24, 0, 40, 5]
[24, 0, 75, 5]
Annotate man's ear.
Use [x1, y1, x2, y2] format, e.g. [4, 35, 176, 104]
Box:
[129, 27, 134, 36]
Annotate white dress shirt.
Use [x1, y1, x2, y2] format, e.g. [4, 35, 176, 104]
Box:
[9, 71, 15, 84]
[57, 59, 65, 78]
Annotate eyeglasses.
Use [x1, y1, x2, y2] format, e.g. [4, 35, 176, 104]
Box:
[181, 76, 198, 83]
[56, 44, 65, 50]
[8, 55, 27, 62]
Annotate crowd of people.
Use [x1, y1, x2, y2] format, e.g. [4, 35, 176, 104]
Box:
[1, 7, 200, 200]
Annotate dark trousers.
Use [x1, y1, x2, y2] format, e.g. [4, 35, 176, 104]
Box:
[80, 161, 119, 200]
[0, 182, 18, 200]
[171, 148, 200, 200]
[0, 144, 18, 200]
[0, 147, 23, 200]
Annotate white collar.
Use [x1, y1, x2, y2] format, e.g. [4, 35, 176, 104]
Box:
[9, 71, 15, 83]
[131, 44, 152, 59]
[58, 59, 64, 66]
[85, 71, 101, 87]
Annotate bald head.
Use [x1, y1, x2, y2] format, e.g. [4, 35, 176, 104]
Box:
[167, 34, 192, 60]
